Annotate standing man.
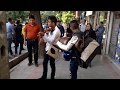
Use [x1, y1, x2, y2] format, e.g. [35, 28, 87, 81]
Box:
[96, 22, 105, 46]
[55, 20, 84, 79]
[39, 16, 61, 79]
[14, 20, 23, 55]
[79, 19, 86, 33]
[24, 15, 40, 67]
[6, 18, 15, 57]
[57, 20, 65, 37]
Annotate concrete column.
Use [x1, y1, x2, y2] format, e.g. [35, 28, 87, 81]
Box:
[105, 11, 114, 54]
[103, 11, 111, 54]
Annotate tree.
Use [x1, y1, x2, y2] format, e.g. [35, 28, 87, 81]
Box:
[40, 11, 57, 23]
[6, 11, 29, 22]
[30, 11, 45, 60]
[56, 11, 75, 24]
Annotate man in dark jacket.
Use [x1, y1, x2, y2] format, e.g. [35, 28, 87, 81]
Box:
[14, 20, 23, 55]
[57, 20, 65, 37]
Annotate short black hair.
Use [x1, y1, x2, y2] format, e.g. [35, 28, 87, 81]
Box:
[48, 15, 57, 25]
[100, 21, 104, 24]
[70, 20, 79, 29]
[16, 20, 20, 25]
[29, 14, 35, 19]
[8, 18, 12, 22]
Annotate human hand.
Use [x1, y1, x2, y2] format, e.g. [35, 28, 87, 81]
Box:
[24, 41, 26, 46]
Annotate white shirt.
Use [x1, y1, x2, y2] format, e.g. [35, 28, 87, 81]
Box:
[80, 23, 86, 33]
[43, 26, 61, 51]
[56, 35, 78, 51]
[6, 22, 14, 38]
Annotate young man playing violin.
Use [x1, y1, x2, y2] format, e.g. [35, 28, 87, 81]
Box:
[38, 16, 61, 79]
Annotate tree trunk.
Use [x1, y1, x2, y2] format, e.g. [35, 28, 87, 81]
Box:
[30, 11, 45, 60]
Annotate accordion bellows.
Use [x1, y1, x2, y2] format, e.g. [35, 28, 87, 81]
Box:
[80, 40, 99, 62]
[46, 45, 59, 59]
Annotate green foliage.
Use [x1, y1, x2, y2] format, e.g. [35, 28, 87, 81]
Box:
[40, 11, 75, 24]
[56, 11, 75, 24]
[6, 11, 30, 22]
[40, 11, 57, 23]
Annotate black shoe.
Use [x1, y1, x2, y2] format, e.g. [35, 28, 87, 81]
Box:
[51, 77, 55, 79]
[35, 63, 39, 67]
[38, 76, 46, 79]
[19, 52, 21, 55]
[28, 63, 33, 66]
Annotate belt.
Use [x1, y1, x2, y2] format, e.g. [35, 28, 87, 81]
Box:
[72, 57, 76, 59]
[27, 38, 38, 41]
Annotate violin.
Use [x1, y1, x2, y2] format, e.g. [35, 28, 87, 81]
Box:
[38, 27, 53, 38]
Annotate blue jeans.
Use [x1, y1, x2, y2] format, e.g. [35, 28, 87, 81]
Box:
[7, 38, 13, 55]
[70, 57, 79, 79]
[97, 36, 103, 46]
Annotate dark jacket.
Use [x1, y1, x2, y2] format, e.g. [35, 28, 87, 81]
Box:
[57, 25, 65, 37]
[84, 29, 96, 40]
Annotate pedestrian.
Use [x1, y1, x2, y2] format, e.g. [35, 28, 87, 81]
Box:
[6, 18, 15, 58]
[96, 22, 105, 47]
[55, 20, 84, 79]
[14, 20, 23, 55]
[38, 15, 61, 79]
[79, 19, 86, 33]
[57, 20, 65, 37]
[24, 15, 41, 67]
[66, 23, 72, 37]
[84, 23, 97, 67]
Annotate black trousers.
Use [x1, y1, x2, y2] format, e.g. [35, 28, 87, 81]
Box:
[15, 37, 23, 54]
[42, 52, 55, 79]
[27, 39, 38, 64]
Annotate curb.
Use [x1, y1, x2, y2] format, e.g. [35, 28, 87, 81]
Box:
[9, 52, 28, 69]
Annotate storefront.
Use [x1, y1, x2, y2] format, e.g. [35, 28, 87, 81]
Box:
[108, 11, 120, 64]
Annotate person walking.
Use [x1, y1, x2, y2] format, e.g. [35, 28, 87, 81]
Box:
[96, 22, 105, 47]
[6, 18, 15, 57]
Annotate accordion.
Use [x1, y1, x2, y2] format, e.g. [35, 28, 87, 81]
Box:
[46, 45, 59, 59]
[79, 37, 100, 69]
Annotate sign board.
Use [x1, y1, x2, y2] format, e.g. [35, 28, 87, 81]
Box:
[86, 11, 93, 16]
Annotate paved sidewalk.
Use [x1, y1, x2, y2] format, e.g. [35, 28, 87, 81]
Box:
[10, 53, 120, 79]
[9, 43, 27, 60]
